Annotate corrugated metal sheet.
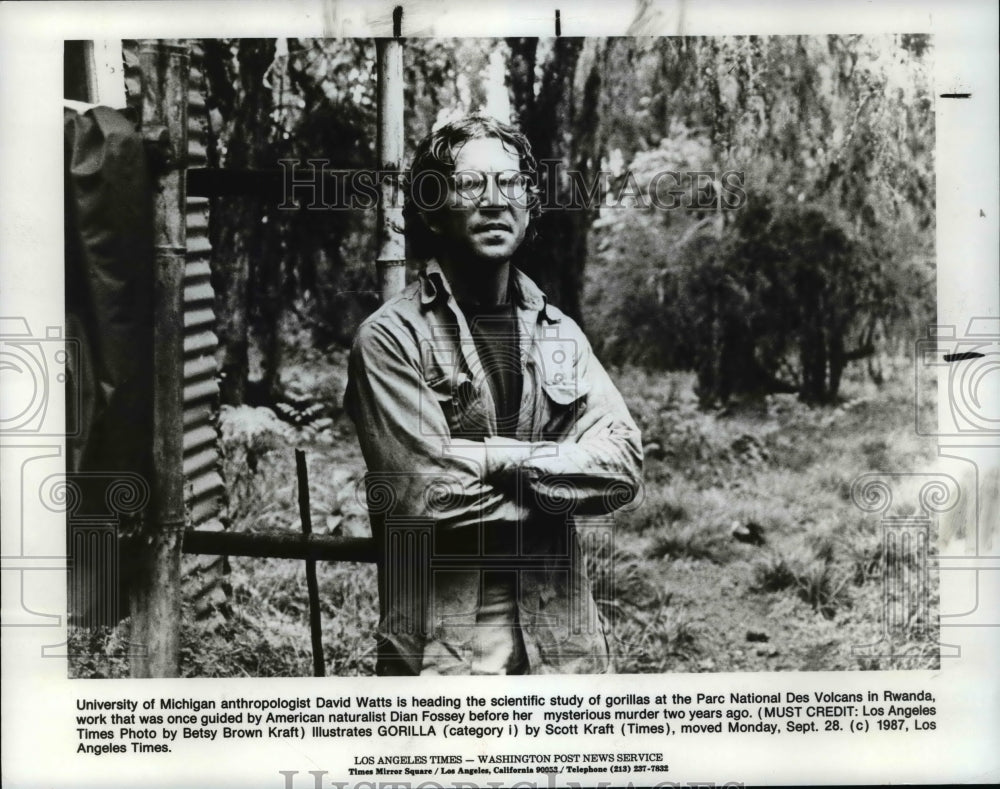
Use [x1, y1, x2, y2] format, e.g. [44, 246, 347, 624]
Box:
[175, 41, 224, 531]
[182, 41, 229, 619]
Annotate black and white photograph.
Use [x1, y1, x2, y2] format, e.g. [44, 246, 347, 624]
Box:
[63, 29, 942, 678]
[2, 1, 998, 787]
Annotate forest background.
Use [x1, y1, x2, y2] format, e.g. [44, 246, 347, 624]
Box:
[73, 33, 939, 676]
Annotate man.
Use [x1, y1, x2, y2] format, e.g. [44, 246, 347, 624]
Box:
[344, 115, 642, 676]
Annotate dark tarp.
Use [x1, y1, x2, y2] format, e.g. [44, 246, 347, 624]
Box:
[64, 105, 153, 626]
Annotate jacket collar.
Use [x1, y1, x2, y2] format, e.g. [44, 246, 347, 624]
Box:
[419, 258, 556, 322]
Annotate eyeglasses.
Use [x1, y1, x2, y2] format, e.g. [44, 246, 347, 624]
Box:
[448, 170, 533, 204]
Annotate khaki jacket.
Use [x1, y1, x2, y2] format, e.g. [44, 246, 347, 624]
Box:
[344, 261, 643, 674]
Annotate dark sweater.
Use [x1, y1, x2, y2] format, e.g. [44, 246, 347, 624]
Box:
[458, 300, 522, 439]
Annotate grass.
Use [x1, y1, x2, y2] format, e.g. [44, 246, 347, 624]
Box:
[69, 352, 942, 677]
[750, 542, 853, 619]
[596, 357, 940, 672]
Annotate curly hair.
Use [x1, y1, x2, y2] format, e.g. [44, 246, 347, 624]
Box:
[403, 115, 540, 261]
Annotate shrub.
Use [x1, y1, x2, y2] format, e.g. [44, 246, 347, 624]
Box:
[67, 623, 132, 679]
[682, 196, 881, 405]
[648, 521, 732, 563]
[751, 542, 852, 618]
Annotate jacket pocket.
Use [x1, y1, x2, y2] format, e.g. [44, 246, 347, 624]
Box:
[537, 378, 590, 439]
[427, 373, 492, 439]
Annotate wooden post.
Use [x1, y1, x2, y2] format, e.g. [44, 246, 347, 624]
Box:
[376, 8, 405, 301]
[295, 450, 326, 677]
[130, 39, 189, 678]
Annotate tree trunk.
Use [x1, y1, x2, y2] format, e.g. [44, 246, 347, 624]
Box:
[507, 38, 601, 325]
[204, 39, 277, 406]
[828, 329, 846, 401]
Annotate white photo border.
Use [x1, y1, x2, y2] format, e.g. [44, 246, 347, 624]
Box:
[1, 1, 997, 787]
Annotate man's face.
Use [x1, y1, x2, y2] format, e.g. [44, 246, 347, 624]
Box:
[426, 136, 530, 266]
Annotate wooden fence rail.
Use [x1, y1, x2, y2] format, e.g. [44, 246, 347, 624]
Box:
[182, 530, 377, 564]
